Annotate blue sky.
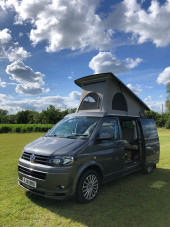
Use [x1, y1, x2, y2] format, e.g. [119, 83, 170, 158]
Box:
[0, 0, 170, 114]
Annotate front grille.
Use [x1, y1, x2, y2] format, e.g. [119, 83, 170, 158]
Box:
[22, 151, 49, 165]
[18, 165, 46, 180]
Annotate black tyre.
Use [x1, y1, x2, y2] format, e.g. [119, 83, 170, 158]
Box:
[76, 169, 100, 204]
[144, 164, 154, 174]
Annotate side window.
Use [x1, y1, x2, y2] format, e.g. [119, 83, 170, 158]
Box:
[140, 119, 158, 138]
[98, 118, 119, 140]
[140, 119, 151, 138]
[148, 119, 158, 137]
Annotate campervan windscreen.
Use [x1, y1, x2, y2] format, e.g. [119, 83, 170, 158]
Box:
[45, 117, 100, 139]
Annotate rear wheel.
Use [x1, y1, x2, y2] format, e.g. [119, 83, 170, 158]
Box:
[144, 164, 154, 174]
[76, 169, 100, 204]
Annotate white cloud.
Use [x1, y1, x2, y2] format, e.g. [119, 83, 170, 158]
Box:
[0, 3, 7, 21]
[144, 96, 152, 101]
[0, 91, 81, 114]
[159, 95, 164, 98]
[145, 85, 153, 89]
[0, 28, 30, 61]
[68, 72, 75, 80]
[148, 96, 152, 101]
[0, 93, 6, 101]
[69, 91, 81, 101]
[89, 52, 142, 74]
[2, 0, 112, 52]
[143, 96, 164, 113]
[6, 61, 44, 83]
[6, 61, 48, 95]
[2, 0, 170, 51]
[0, 28, 11, 44]
[7, 47, 30, 62]
[19, 32, 23, 37]
[15, 83, 48, 95]
[127, 84, 142, 95]
[125, 58, 143, 68]
[0, 78, 6, 87]
[0, 77, 18, 88]
[106, 0, 170, 47]
[157, 67, 170, 85]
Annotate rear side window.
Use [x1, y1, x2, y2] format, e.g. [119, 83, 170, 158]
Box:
[140, 119, 158, 138]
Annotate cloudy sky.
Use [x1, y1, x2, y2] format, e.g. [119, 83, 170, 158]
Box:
[0, 0, 170, 114]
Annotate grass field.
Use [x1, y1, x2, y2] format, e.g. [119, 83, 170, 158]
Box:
[0, 128, 170, 227]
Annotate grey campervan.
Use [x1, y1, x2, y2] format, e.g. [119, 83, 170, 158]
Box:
[18, 73, 160, 203]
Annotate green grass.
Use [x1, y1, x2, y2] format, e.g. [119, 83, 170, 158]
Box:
[0, 129, 170, 227]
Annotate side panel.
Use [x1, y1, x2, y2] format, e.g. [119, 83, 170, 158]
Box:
[139, 119, 160, 165]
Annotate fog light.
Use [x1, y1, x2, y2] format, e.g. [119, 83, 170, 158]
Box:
[57, 185, 64, 190]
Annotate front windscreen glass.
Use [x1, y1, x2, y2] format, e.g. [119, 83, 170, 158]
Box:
[45, 117, 100, 139]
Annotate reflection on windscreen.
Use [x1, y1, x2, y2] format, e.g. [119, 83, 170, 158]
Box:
[45, 117, 100, 139]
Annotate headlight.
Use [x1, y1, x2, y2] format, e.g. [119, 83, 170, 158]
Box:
[49, 156, 74, 166]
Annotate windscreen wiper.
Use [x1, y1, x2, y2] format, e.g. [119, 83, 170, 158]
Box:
[45, 135, 64, 137]
[66, 134, 88, 138]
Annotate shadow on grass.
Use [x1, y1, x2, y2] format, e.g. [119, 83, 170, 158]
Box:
[26, 168, 170, 227]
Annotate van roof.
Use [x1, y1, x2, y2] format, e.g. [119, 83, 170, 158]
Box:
[65, 112, 141, 118]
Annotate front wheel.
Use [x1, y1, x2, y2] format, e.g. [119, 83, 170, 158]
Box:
[76, 169, 100, 204]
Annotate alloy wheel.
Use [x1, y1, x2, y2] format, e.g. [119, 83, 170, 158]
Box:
[82, 174, 99, 200]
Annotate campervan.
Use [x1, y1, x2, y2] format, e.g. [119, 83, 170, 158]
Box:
[18, 73, 160, 203]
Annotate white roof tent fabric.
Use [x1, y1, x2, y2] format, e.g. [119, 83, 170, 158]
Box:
[74, 72, 150, 117]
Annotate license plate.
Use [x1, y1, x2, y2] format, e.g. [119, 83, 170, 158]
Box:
[22, 177, 37, 188]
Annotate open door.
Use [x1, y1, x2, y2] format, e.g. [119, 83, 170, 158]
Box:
[139, 119, 160, 166]
[119, 118, 141, 168]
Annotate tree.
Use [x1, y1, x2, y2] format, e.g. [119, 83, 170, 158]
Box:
[6, 115, 17, 124]
[0, 109, 8, 123]
[166, 82, 170, 111]
[145, 110, 159, 122]
[68, 108, 76, 113]
[0, 109, 8, 116]
[40, 105, 61, 124]
[33, 112, 41, 124]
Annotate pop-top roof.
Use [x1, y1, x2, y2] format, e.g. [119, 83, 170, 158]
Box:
[75, 72, 150, 111]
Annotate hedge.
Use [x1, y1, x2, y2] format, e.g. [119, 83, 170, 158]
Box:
[0, 124, 54, 133]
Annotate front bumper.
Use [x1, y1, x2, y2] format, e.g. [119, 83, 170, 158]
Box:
[18, 158, 77, 200]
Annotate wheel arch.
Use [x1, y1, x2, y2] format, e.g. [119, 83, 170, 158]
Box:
[72, 161, 103, 195]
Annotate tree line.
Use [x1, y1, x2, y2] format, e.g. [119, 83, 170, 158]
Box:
[0, 105, 76, 124]
[145, 82, 170, 129]
[145, 110, 170, 128]
[0, 104, 170, 129]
